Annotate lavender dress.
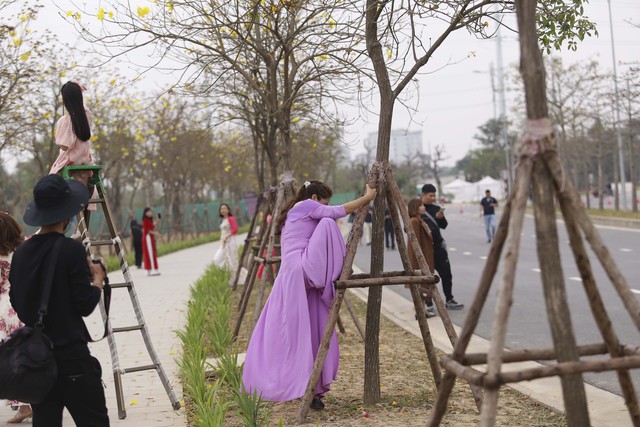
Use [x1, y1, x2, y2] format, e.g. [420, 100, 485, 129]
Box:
[242, 199, 346, 401]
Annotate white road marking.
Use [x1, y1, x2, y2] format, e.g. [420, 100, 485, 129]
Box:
[620, 248, 633, 252]
[532, 268, 541, 272]
[569, 276, 583, 282]
[530, 234, 535, 238]
[449, 248, 456, 251]
[480, 256, 488, 260]
[463, 252, 472, 256]
[631, 289, 640, 295]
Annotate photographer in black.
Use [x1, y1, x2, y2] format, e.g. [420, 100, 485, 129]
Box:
[10, 175, 109, 426]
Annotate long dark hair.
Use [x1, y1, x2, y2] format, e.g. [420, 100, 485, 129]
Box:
[219, 203, 233, 218]
[142, 207, 153, 222]
[61, 81, 91, 141]
[276, 180, 333, 235]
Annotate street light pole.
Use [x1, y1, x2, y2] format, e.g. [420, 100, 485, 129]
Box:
[607, 0, 628, 210]
[496, 23, 513, 197]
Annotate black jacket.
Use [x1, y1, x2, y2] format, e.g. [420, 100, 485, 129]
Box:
[10, 232, 101, 359]
[422, 204, 448, 247]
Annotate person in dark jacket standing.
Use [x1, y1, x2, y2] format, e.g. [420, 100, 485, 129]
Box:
[130, 218, 143, 268]
[421, 183, 464, 312]
[10, 174, 109, 427]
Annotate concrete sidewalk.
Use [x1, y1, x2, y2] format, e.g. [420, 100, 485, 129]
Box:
[1, 238, 227, 426]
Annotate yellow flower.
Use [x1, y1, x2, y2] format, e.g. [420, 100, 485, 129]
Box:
[130, 400, 137, 405]
[225, 165, 231, 172]
[110, 78, 116, 85]
[13, 38, 21, 47]
[167, 2, 174, 11]
[97, 8, 105, 21]
[74, 12, 81, 20]
[20, 51, 30, 61]
[108, 11, 114, 19]
[66, 10, 73, 17]
[327, 19, 336, 29]
[387, 50, 392, 59]
[137, 7, 150, 18]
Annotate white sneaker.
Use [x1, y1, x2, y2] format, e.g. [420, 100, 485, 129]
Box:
[150, 270, 161, 276]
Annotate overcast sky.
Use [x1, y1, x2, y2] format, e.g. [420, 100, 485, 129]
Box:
[15, 1, 640, 168]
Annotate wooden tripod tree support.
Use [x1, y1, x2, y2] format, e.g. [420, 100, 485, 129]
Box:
[296, 162, 483, 423]
[231, 193, 267, 291]
[427, 3, 640, 426]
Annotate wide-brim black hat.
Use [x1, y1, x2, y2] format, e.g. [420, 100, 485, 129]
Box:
[23, 175, 90, 226]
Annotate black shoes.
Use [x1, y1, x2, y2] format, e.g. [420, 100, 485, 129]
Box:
[311, 396, 325, 410]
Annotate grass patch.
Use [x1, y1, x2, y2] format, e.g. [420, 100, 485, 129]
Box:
[177, 264, 271, 426]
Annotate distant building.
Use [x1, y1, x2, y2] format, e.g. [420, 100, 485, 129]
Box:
[364, 130, 424, 165]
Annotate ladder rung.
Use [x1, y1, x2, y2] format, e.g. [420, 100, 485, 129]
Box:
[109, 282, 132, 289]
[89, 198, 106, 204]
[112, 325, 145, 333]
[253, 256, 281, 264]
[122, 364, 159, 374]
[90, 240, 116, 246]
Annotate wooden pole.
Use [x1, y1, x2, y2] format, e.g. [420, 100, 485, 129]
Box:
[479, 156, 534, 427]
[232, 193, 264, 291]
[427, 180, 514, 426]
[343, 293, 365, 341]
[385, 186, 442, 388]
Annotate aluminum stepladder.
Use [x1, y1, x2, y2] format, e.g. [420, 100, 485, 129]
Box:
[62, 165, 181, 419]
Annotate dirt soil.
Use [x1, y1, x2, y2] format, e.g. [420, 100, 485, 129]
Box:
[231, 286, 566, 426]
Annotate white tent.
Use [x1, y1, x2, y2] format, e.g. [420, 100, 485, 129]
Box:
[443, 179, 476, 202]
[474, 176, 503, 200]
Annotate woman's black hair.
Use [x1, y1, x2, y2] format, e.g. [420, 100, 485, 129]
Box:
[142, 207, 153, 221]
[275, 180, 333, 235]
[219, 203, 233, 218]
[61, 81, 91, 141]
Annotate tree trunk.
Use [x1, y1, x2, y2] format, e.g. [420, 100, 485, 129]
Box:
[613, 138, 619, 211]
[598, 146, 604, 210]
[515, 2, 590, 426]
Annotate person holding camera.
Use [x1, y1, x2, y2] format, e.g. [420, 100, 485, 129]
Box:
[142, 207, 161, 276]
[9, 174, 109, 426]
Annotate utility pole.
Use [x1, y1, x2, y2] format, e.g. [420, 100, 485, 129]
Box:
[496, 23, 513, 197]
[607, 0, 628, 210]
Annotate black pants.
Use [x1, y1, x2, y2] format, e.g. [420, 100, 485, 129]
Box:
[384, 223, 395, 249]
[433, 245, 454, 302]
[133, 242, 142, 268]
[32, 355, 109, 427]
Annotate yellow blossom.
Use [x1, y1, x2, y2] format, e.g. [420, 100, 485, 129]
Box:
[108, 11, 114, 19]
[20, 51, 30, 61]
[225, 165, 231, 172]
[130, 400, 137, 405]
[110, 78, 116, 85]
[13, 38, 21, 47]
[74, 12, 81, 20]
[167, 2, 174, 11]
[97, 8, 105, 21]
[66, 10, 73, 17]
[137, 7, 150, 18]
[91, 135, 99, 142]
[327, 19, 336, 29]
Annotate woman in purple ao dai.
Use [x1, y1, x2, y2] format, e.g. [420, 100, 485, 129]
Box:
[242, 180, 376, 410]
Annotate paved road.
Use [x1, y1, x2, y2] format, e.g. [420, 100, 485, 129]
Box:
[352, 204, 640, 397]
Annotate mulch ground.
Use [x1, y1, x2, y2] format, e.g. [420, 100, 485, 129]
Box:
[229, 283, 566, 426]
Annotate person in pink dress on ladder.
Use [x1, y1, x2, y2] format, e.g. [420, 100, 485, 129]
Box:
[48, 81, 96, 230]
[142, 207, 161, 276]
[242, 180, 376, 410]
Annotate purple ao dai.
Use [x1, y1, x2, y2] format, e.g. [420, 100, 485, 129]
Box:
[242, 199, 346, 401]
